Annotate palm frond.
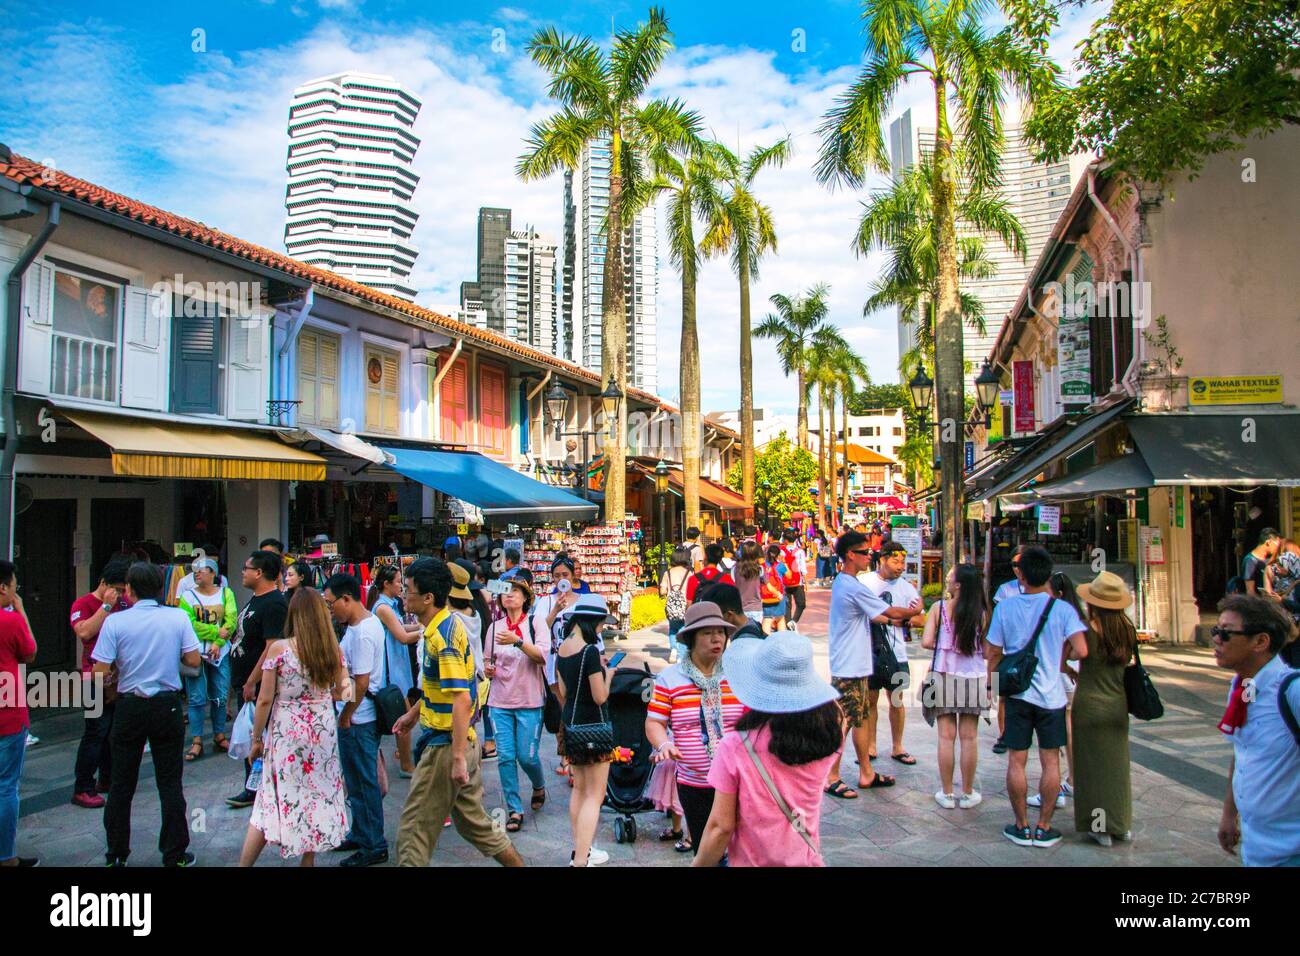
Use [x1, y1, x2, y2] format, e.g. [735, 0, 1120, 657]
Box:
[526, 27, 610, 112]
[611, 6, 673, 106]
[814, 53, 908, 188]
[516, 108, 602, 180]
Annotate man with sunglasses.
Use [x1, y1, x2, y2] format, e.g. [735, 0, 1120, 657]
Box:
[1214, 595, 1300, 866]
[990, 545, 1027, 754]
[824, 531, 921, 798]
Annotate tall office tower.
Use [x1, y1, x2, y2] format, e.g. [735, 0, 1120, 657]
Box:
[460, 207, 512, 331]
[503, 228, 558, 353]
[560, 138, 658, 393]
[284, 72, 422, 301]
[888, 111, 919, 369]
[888, 105, 1088, 389]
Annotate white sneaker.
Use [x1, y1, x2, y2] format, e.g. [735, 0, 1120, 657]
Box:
[1089, 832, 1113, 847]
[934, 791, 957, 809]
[587, 846, 609, 866]
[958, 791, 983, 809]
[1026, 792, 1067, 809]
[1059, 781, 1074, 799]
[787, 621, 799, 632]
[25, 732, 38, 748]
[1117, 830, 1133, 843]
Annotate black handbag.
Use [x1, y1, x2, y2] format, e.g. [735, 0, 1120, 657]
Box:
[562, 644, 614, 756]
[367, 631, 409, 737]
[1123, 643, 1164, 721]
[920, 601, 944, 727]
[519, 614, 563, 734]
[870, 590, 910, 691]
[995, 598, 1055, 698]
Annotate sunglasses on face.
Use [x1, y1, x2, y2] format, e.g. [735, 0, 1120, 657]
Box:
[850, 549, 872, 557]
[1210, 626, 1253, 642]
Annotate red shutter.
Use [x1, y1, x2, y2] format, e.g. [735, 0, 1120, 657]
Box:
[440, 356, 468, 444]
[479, 364, 506, 457]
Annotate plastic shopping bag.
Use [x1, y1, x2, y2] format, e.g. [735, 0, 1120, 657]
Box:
[228, 701, 255, 761]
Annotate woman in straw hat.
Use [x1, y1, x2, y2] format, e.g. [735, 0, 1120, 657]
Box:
[1072, 571, 1137, 847]
[692, 630, 843, 867]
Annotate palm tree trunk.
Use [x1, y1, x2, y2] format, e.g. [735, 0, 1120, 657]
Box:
[932, 82, 964, 573]
[681, 264, 702, 532]
[602, 130, 628, 526]
[738, 257, 756, 520]
[797, 366, 808, 450]
[840, 388, 851, 525]
[816, 388, 828, 529]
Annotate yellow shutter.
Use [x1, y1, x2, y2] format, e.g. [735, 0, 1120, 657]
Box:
[382, 352, 399, 434]
[319, 333, 339, 425]
[297, 333, 318, 423]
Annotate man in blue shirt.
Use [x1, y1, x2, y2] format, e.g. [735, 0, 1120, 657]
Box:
[92, 562, 201, 867]
[1215, 594, 1300, 866]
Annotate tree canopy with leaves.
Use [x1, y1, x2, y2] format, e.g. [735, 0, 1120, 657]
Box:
[726, 431, 818, 523]
[1012, 0, 1300, 182]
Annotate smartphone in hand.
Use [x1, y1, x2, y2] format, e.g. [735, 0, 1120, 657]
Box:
[606, 651, 627, 669]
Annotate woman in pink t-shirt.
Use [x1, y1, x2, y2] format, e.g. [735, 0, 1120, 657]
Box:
[692, 631, 843, 867]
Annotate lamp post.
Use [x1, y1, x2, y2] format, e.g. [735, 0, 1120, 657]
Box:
[759, 479, 772, 537]
[545, 377, 624, 503]
[973, 361, 1000, 429]
[654, 460, 670, 583]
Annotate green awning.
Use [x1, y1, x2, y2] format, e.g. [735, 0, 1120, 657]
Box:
[1020, 454, 1155, 501]
[1126, 412, 1300, 485]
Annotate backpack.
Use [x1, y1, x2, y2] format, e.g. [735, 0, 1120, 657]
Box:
[780, 547, 802, 587]
[759, 565, 785, 604]
[1280, 670, 1300, 748]
[664, 570, 688, 622]
[690, 571, 715, 606]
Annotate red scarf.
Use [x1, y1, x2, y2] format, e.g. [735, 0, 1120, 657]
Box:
[1218, 676, 1250, 735]
[504, 614, 525, 641]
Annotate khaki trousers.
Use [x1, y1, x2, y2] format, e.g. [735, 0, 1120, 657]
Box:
[396, 742, 512, 866]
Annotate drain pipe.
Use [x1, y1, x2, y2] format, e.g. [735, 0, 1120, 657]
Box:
[1086, 165, 1141, 395]
[276, 287, 314, 418]
[429, 338, 462, 441]
[1, 200, 60, 559]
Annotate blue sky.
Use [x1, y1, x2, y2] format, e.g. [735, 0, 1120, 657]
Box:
[0, 0, 1104, 416]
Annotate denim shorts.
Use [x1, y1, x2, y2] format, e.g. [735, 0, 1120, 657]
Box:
[762, 599, 787, 619]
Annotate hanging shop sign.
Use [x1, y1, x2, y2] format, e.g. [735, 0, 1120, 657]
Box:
[891, 525, 923, 591]
[320, 542, 339, 557]
[965, 442, 975, 471]
[1140, 525, 1165, 564]
[1037, 505, 1061, 535]
[1187, 375, 1282, 406]
[1057, 305, 1092, 404]
[1013, 361, 1036, 433]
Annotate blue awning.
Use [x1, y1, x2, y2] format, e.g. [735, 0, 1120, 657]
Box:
[378, 446, 599, 524]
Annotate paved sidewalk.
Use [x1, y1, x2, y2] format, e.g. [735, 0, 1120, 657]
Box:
[16, 587, 1239, 867]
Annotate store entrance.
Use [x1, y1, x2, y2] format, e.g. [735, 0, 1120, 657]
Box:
[15, 498, 76, 672]
[1191, 486, 1281, 612]
[92, 497, 144, 580]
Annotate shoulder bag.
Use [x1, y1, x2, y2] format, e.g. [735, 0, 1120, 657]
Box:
[995, 597, 1055, 698]
[521, 614, 563, 735]
[367, 625, 410, 737]
[870, 590, 910, 691]
[919, 601, 945, 727]
[561, 644, 614, 756]
[1123, 642, 1164, 721]
[741, 732, 821, 861]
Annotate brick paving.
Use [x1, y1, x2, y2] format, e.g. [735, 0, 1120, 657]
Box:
[15, 585, 1239, 867]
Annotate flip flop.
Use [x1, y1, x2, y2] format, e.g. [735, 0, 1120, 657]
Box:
[531, 788, 546, 811]
[659, 828, 684, 842]
[860, 772, 897, 788]
[505, 812, 523, 832]
[674, 837, 693, 853]
[891, 752, 917, 765]
[824, 779, 859, 799]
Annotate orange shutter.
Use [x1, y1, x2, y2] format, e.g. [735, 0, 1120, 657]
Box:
[440, 356, 468, 444]
[479, 364, 507, 457]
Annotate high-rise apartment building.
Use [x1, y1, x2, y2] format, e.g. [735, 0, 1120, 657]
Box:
[459, 208, 557, 353]
[560, 138, 658, 393]
[460, 207, 511, 331]
[284, 72, 422, 301]
[888, 105, 1089, 389]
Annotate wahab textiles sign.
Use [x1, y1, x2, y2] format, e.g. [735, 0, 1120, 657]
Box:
[1188, 375, 1283, 406]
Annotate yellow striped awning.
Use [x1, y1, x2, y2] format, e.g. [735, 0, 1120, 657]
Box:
[62, 411, 327, 481]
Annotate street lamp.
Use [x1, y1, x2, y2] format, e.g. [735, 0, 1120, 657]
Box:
[973, 361, 1000, 428]
[545, 381, 569, 438]
[654, 460, 670, 583]
[760, 479, 772, 536]
[908, 363, 934, 424]
[544, 381, 613, 502]
[600, 377, 624, 439]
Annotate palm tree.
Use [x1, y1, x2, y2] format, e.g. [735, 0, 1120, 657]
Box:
[518, 7, 704, 524]
[754, 284, 837, 452]
[817, 0, 1057, 572]
[628, 141, 730, 530]
[831, 344, 870, 524]
[804, 328, 850, 528]
[701, 137, 792, 514]
[858, 150, 1026, 378]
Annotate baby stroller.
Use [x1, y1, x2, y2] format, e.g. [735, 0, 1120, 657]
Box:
[603, 662, 656, 844]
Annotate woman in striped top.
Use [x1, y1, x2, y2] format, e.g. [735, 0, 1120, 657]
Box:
[646, 601, 744, 855]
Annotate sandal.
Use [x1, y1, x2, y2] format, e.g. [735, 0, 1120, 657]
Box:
[212, 734, 230, 753]
[824, 779, 859, 800]
[860, 771, 897, 788]
[659, 827, 684, 842]
[184, 739, 203, 762]
[531, 788, 546, 811]
[674, 837, 693, 853]
[482, 744, 498, 760]
[555, 763, 570, 776]
[891, 752, 917, 765]
[505, 812, 523, 832]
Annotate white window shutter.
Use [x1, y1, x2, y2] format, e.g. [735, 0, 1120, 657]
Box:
[18, 261, 54, 394]
[227, 310, 269, 421]
[120, 286, 169, 411]
[319, 333, 339, 425]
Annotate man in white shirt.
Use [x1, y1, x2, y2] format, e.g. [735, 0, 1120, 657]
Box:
[825, 531, 921, 798]
[984, 547, 1088, 849]
[1215, 595, 1300, 867]
[325, 573, 389, 867]
[990, 545, 1026, 754]
[860, 540, 925, 767]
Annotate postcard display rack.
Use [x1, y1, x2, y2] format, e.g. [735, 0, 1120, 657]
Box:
[575, 524, 639, 637]
[522, 529, 572, 592]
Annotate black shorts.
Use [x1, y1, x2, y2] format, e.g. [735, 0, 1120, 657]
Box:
[1003, 697, 1068, 751]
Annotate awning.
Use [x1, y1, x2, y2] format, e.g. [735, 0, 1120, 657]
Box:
[913, 486, 941, 503]
[64, 410, 326, 481]
[669, 469, 748, 513]
[1019, 454, 1155, 501]
[855, 494, 908, 510]
[295, 427, 392, 466]
[834, 443, 896, 466]
[982, 398, 1135, 500]
[1126, 412, 1300, 485]
[379, 446, 599, 523]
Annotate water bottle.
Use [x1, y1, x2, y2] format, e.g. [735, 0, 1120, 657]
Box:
[246, 758, 263, 792]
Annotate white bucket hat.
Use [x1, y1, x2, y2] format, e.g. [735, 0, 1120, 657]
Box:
[722, 630, 840, 714]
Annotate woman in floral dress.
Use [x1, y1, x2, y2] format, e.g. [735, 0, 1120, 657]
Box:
[240, 588, 351, 866]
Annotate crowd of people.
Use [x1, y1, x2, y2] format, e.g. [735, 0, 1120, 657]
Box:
[1, 517, 1298, 869]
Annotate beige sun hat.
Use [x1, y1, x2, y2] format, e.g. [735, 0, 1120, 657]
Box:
[1077, 570, 1133, 611]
